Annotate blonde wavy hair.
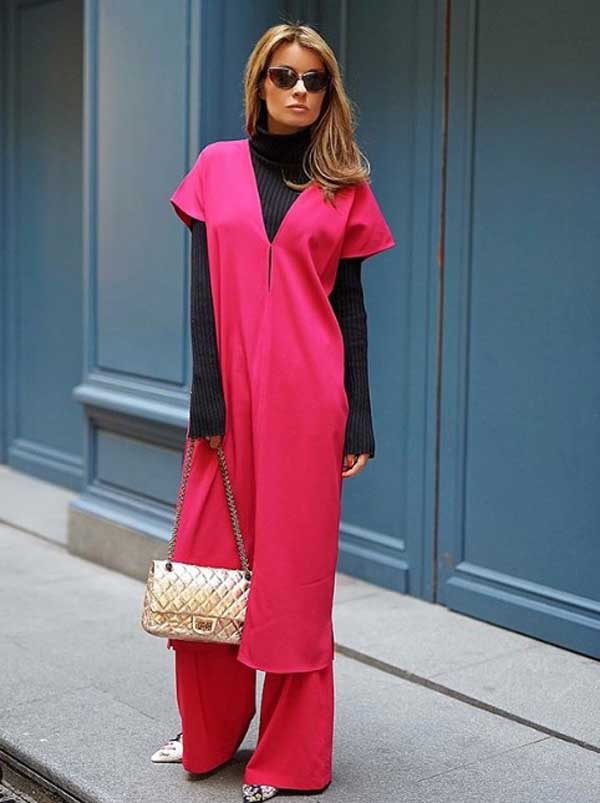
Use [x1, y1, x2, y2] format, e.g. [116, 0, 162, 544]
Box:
[243, 21, 371, 205]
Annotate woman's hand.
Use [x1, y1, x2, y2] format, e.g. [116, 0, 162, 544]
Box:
[342, 452, 369, 478]
[204, 434, 223, 449]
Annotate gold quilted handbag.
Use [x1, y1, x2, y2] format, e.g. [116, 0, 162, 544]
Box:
[141, 436, 251, 644]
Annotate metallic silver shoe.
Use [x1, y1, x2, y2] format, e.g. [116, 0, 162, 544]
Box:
[242, 783, 279, 802]
[150, 732, 183, 763]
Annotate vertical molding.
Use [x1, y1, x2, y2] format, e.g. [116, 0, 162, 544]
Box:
[437, 0, 479, 591]
[408, 0, 446, 600]
[188, 0, 201, 155]
[82, 0, 98, 488]
[0, 2, 9, 461]
[2, 2, 17, 460]
[337, 0, 347, 76]
[2, 1, 39, 463]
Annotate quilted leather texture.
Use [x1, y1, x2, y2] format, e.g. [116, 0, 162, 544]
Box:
[141, 559, 251, 644]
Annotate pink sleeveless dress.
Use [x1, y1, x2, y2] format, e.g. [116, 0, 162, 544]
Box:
[167, 138, 395, 672]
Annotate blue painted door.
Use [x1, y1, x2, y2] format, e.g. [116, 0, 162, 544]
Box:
[4, 0, 84, 488]
[437, 0, 600, 657]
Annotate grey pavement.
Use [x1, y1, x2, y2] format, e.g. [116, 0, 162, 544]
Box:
[0, 465, 599, 802]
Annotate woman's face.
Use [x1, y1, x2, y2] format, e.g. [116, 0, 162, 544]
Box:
[258, 41, 328, 134]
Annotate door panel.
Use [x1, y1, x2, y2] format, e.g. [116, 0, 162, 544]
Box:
[438, 0, 600, 657]
[8, 0, 84, 487]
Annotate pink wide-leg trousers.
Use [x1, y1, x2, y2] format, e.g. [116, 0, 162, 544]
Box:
[174, 642, 334, 790]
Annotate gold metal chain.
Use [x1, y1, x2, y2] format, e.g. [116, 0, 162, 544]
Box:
[166, 438, 251, 576]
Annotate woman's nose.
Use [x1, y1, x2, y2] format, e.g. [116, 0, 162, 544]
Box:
[292, 78, 308, 94]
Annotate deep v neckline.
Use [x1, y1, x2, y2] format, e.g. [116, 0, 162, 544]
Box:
[244, 138, 317, 247]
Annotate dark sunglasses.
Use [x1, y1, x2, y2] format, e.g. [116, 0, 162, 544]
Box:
[265, 66, 330, 93]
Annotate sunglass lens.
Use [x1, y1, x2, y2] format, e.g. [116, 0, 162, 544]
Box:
[269, 68, 296, 89]
[304, 72, 329, 91]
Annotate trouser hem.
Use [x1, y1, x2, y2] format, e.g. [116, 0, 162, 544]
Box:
[183, 753, 235, 775]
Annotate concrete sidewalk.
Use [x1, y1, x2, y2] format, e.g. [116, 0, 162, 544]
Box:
[0, 466, 599, 802]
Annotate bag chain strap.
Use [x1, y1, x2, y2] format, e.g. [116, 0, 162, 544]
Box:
[166, 438, 251, 577]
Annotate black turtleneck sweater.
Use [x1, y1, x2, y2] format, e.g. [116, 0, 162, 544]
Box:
[188, 102, 376, 457]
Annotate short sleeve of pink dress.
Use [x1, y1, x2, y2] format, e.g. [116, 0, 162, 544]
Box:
[170, 147, 207, 229]
[339, 180, 396, 261]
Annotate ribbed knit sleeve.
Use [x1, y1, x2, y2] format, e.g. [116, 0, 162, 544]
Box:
[328, 258, 376, 458]
[188, 218, 226, 438]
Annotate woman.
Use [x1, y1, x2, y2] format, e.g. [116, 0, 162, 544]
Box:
[155, 21, 395, 803]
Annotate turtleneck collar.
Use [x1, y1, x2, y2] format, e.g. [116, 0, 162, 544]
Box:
[249, 100, 312, 169]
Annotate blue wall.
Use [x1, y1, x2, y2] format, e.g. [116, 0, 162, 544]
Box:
[1, 0, 598, 658]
